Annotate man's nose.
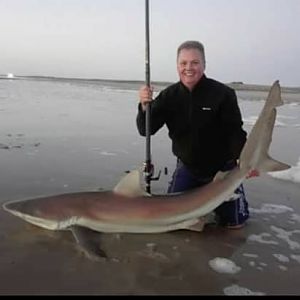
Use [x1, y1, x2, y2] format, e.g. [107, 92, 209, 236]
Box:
[185, 62, 193, 69]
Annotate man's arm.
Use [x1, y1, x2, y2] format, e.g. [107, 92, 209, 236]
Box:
[136, 87, 167, 136]
[219, 88, 247, 161]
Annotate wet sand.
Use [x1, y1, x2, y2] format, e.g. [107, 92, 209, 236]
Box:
[0, 175, 299, 295]
[0, 78, 299, 295]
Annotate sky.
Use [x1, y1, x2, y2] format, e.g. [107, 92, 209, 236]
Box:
[0, 0, 299, 86]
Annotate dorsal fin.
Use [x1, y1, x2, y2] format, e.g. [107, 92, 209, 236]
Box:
[113, 170, 151, 197]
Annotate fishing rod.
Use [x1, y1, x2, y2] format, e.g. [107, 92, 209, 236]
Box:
[143, 0, 160, 194]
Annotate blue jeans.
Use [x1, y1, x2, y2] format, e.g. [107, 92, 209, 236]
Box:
[167, 160, 249, 227]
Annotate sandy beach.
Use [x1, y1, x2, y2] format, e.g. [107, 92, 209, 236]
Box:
[0, 177, 299, 295]
[0, 78, 299, 295]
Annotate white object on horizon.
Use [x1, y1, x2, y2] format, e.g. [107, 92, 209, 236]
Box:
[7, 73, 14, 78]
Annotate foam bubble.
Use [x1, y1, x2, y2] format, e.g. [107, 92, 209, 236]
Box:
[224, 284, 266, 296]
[209, 257, 241, 274]
[250, 204, 294, 215]
[273, 254, 290, 263]
[247, 233, 279, 245]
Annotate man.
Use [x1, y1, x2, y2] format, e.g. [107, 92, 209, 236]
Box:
[136, 41, 250, 229]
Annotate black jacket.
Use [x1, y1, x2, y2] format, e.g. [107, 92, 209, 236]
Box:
[136, 75, 247, 177]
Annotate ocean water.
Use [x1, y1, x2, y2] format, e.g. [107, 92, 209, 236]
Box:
[0, 77, 299, 201]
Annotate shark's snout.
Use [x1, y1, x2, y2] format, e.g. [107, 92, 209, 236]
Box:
[3, 200, 27, 215]
[3, 201, 15, 212]
[2, 199, 60, 230]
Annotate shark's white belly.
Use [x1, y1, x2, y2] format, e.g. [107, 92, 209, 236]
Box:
[77, 217, 201, 234]
[9, 209, 203, 234]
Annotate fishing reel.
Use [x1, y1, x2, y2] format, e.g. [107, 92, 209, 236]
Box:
[143, 162, 169, 193]
[143, 162, 161, 182]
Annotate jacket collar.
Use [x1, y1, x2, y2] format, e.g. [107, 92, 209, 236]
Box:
[179, 74, 207, 93]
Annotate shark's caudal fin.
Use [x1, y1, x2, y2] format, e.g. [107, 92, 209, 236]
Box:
[239, 81, 290, 174]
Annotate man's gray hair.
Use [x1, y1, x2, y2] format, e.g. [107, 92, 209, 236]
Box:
[177, 41, 206, 66]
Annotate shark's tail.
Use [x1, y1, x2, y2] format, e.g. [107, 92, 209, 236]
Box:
[239, 80, 290, 175]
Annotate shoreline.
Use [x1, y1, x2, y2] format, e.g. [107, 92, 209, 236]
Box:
[1, 75, 300, 94]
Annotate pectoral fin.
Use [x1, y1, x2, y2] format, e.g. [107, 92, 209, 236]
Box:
[70, 226, 107, 261]
[186, 213, 217, 232]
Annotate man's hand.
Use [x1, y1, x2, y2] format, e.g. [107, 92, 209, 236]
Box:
[139, 86, 153, 111]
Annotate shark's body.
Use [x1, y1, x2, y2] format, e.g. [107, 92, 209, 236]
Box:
[2, 81, 290, 259]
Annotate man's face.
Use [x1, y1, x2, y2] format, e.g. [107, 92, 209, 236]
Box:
[177, 48, 205, 91]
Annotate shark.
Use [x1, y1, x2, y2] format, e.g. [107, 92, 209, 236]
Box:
[2, 80, 291, 260]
